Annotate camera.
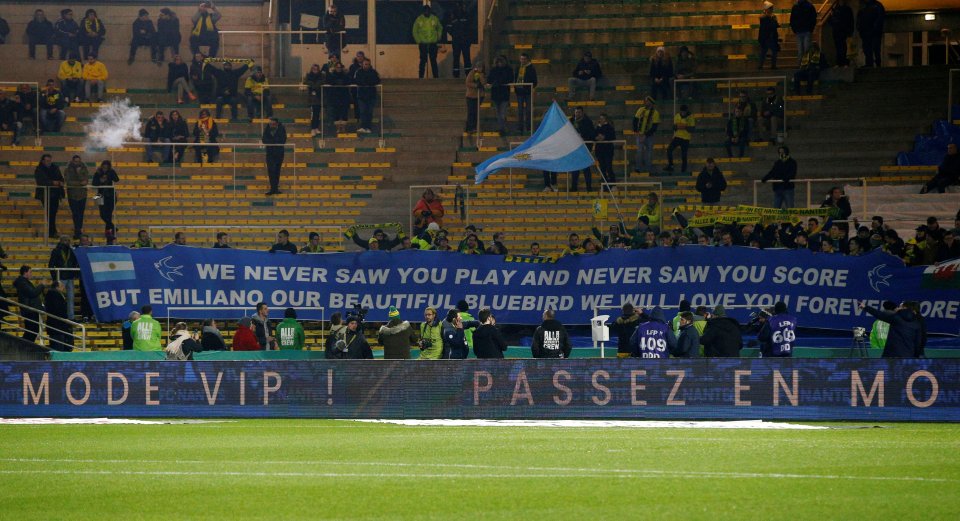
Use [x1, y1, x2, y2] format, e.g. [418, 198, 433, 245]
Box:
[419, 338, 433, 349]
[747, 308, 772, 327]
[352, 304, 369, 324]
[853, 327, 866, 340]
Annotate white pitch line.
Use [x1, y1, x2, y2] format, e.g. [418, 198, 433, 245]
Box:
[0, 458, 952, 483]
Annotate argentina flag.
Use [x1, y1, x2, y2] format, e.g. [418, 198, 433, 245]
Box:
[87, 252, 137, 282]
[474, 102, 595, 183]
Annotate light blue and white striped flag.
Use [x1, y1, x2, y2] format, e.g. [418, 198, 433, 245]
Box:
[474, 102, 595, 184]
[87, 252, 136, 282]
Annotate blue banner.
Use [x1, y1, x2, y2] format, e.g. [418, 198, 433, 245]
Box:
[1, 360, 958, 421]
[74, 246, 960, 334]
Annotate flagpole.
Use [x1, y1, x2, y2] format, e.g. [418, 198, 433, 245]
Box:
[592, 157, 626, 231]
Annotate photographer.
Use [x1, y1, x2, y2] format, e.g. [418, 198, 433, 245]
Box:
[472, 308, 508, 359]
[164, 322, 202, 360]
[418, 307, 444, 359]
[757, 302, 796, 357]
[328, 314, 373, 359]
[190, 2, 221, 57]
[700, 305, 742, 357]
[859, 301, 924, 358]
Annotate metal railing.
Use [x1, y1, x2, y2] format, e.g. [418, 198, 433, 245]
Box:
[673, 76, 788, 142]
[408, 184, 471, 238]
[504, 139, 624, 197]
[0, 295, 88, 351]
[0, 184, 118, 247]
[319, 84, 385, 148]
[475, 82, 537, 146]
[146, 225, 344, 251]
[0, 81, 41, 146]
[599, 181, 664, 233]
[751, 177, 868, 215]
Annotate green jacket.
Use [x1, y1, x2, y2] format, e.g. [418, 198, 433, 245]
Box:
[459, 311, 476, 348]
[132, 314, 162, 351]
[419, 319, 444, 359]
[869, 320, 889, 349]
[275, 317, 305, 350]
[412, 14, 442, 44]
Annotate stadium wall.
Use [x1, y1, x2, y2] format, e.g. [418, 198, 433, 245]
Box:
[2, 359, 958, 421]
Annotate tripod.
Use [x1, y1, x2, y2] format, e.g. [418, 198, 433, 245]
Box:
[849, 331, 869, 357]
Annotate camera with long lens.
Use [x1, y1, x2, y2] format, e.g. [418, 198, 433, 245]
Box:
[418, 338, 433, 350]
[352, 304, 369, 324]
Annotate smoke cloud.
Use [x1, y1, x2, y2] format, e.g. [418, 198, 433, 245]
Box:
[83, 98, 143, 150]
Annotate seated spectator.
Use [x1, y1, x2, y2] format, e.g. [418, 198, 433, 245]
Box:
[168, 55, 197, 104]
[39, 80, 66, 133]
[725, 106, 749, 158]
[190, 53, 215, 103]
[736, 90, 758, 142]
[883, 228, 905, 257]
[143, 111, 172, 163]
[567, 50, 602, 101]
[231, 316, 260, 351]
[412, 188, 445, 235]
[244, 66, 273, 120]
[55, 9, 80, 60]
[674, 46, 696, 99]
[460, 233, 483, 254]
[168, 110, 189, 163]
[760, 86, 784, 144]
[190, 2, 221, 57]
[325, 61, 351, 134]
[192, 108, 220, 163]
[57, 54, 83, 103]
[793, 43, 826, 94]
[156, 8, 181, 62]
[82, 54, 108, 102]
[129, 9, 158, 65]
[649, 46, 673, 100]
[79, 9, 105, 60]
[16, 84, 37, 131]
[921, 143, 959, 194]
[560, 233, 585, 257]
[820, 186, 852, 222]
[131, 229, 156, 248]
[27, 9, 55, 60]
[0, 91, 23, 146]
[209, 58, 253, 121]
[269, 229, 298, 254]
[200, 318, 227, 351]
[939, 229, 960, 261]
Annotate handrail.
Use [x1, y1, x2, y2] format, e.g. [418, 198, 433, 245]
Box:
[751, 176, 868, 216]
[505, 139, 627, 198]
[672, 75, 788, 142]
[318, 84, 385, 148]
[0, 295, 87, 351]
[476, 82, 535, 145]
[147, 224, 345, 251]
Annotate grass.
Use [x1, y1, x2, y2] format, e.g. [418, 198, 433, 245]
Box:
[1, 420, 959, 520]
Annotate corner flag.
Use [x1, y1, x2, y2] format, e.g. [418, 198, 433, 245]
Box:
[474, 102, 595, 184]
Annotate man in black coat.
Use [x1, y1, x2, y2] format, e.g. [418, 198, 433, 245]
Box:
[700, 306, 743, 357]
[14, 266, 45, 343]
[34, 154, 64, 238]
[262, 118, 287, 195]
[328, 315, 373, 359]
[921, 143, 960, 194]
[44, 280, 73, 351]
[860, 301, 923, 358]
[442, 1, 473, 78]
[129, 9, 158, 64]
[472, 308, 508, 359]
[532, 309, 571, 358]
[609, 303, 640, 358]
[695, 159, 727, 204]
[827, 0, 855, 66]
[857, 0, 885, 68]
[210, 59, 253, 120]
[761, 146, 797, 209]
[789, 0, 817, 62]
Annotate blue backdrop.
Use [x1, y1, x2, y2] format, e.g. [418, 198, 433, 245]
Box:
[74, 246, 960, 334]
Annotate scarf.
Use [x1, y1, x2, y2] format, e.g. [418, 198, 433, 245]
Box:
[192, 13, 215, 37]
[197, 117, 213, 142]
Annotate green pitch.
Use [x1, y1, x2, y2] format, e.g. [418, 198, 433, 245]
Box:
[1, 420, 958, 520]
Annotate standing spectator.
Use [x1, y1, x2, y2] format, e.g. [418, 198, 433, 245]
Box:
[143, 111, 172, 163]
[920, 143, 959, 194]
[568, 50, 603, 101]
[121, 310, 140, 350]
[472, 308, 508, 359]
[251, 302, 275, 350]
[758, 2, 780, 69]
[63, 155, 89, 239]
[325, 61, 351, 134]
[14, 266, 44, 343]
[39, 80, 66, 132]
[673, 311, 700, 358]
[34, 154, 64, 238]
[244, 66, 273, 120]
[629, 308, 676, 359]
[725, 106, 749, 158]
[457, 300, 478, 354]
[0, 91, 23, 146]
[210, 59, 253, 120]
[192, 108, 220, 163]
[793, 43, 826, 94]
[190, 2, 221, 57]
[443, 1, 473, 78]
[696, 158, 727, 204]
[168, 55, 197, 104]
[648, 47, 673, 100]
[55, 9, 80, 60]
[17, 84, 38, 132]
[758, 301, 796, 357]
[323, 4, 346, 59]
[304, 63, 324, 136]
[200, 319, 227, 351]
[488, 55, 513, 135]
[665, 104, 694, 173]
[131, 229, 156, 248]
[212, 231, 231, 248]
[232, 317, 260, 351]
[269, 229, 298, 254]
[700, 306, 743, 357]
[156, 8, 181, 62]
[378, 306, 417, 359]
[412, 188, 445, 234]
[569, 107, 595, 191]
[674, 46, 697, 99]
[531, 309, 571, 358]
[632, 96, 660, 173]
[129, 9, 158, 65]
[190, 53, 214, 103]
[857, 0, 885, 68]
[820, 186, 852, 221]
[82, 54, 108, 103]
[637, 192, 661, 233]
[27, 9, 55, 60]
[47, 235, 79, 321]
[354, 58, 380, 134]
[91, 160, 118, 238]
[828, 0, 855, 67]
[413, 5, 442, 79]
[262, 117, 287, 195]
[790, 0, 817, 62]
[131, 305, 162, 351]
[79, 9, 105, 60]
[514, 53, 537, 133]
[465, 64, 486, 133]
[301, 231, 325, 253]
[168, 110, 189, 164]
[57, 54, 84, 103]
[275, 308, 305, 350]
[859, 301, 922, 358]
[760, 86, 784, 143]
[761, 145, 797, 209]
[594, 113, 616, 184]
[609, 303, 640, 358]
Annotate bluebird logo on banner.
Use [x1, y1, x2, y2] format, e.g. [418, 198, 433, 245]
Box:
[474, 102, 596, 183]
[154, 256, 184, 282]
[868, 264, 892, 293]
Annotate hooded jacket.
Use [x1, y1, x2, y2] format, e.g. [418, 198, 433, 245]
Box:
[532, 318, 571, 358]
[329, 327, 373, 359]
[700, 316, 742, 357]
[378, 319, 416, 359]
[609, 312, 639, 355]
[131, 314, 162, 351]
[232, 325, 260, 351]
[629, 308, 677, 358]
[864, 306, 923, 358]
[275, 317, 305, 350]
[325, 323, 346, 358]
[473, 323, 508, 359]
[201, 325, 226, 351]
[673, 322, 701, 358]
